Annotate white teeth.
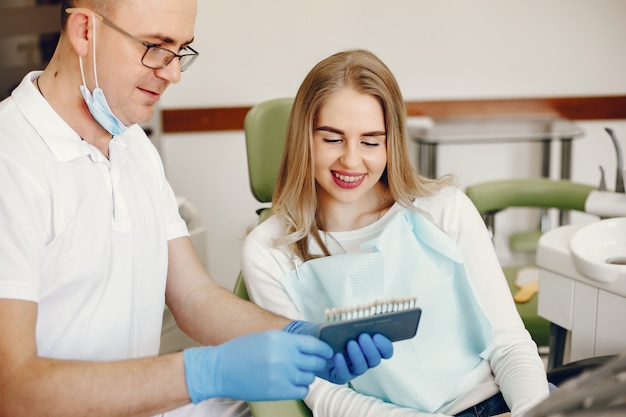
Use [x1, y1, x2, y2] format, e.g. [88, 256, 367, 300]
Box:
[334, 172, 363, 183]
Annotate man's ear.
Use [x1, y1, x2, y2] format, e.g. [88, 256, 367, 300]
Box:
[65, 9, 93, 58]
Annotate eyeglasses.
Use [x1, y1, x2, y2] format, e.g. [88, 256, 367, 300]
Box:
[66, 8, 199, 72]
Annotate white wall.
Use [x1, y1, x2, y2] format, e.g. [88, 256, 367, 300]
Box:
[158, 0, 626, 290]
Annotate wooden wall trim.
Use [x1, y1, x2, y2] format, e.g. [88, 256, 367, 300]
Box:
[404, 96, 626, 120]
[162, 95, 626, 133]
[162, 106, 250, 133]
[0, 4, 62, 37]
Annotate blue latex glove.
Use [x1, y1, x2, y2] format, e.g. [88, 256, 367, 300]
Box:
[283, 320, 394, 384]
[183, 330, 332, 403]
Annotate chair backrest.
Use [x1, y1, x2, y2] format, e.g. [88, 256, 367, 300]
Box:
[243, 97, 294, 203]
[233, 272, 250, 301]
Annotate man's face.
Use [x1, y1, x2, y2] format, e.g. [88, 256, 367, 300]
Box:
[90, 0, 197, 126]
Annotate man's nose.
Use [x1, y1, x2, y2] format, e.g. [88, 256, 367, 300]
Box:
[155, 58, 182, 84]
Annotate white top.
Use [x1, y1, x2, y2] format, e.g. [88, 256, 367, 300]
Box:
[242, 186, 549, 417]
[0, 72, 188, 361]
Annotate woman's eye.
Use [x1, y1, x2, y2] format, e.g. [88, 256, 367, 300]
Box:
[362, 141, 379, 147]
[323, 138, 342, 143]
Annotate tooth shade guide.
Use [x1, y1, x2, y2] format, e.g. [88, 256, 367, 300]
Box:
[324, 296, 418, 322]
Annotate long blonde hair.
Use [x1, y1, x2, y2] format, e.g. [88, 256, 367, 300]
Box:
[272, 49, 449, 260]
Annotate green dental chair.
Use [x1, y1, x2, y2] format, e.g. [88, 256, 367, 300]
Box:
[235, 97, 313, 417]
[465, 178, 596, 366]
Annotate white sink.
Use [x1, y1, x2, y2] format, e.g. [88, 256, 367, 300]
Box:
[570, 217, 626, 283]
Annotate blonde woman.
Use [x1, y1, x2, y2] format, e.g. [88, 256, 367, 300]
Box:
[242, 49, 550, 417]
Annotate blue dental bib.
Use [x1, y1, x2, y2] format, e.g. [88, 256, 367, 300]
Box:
[280, 209, 492, 412]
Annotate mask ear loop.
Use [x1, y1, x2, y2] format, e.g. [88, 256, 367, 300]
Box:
[91, 13, 99, 89]
[79, 13, 98, 89]
[79, 57, 87, 88]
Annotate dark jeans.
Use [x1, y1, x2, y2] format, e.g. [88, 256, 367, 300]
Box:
[455, 392, 510, 417]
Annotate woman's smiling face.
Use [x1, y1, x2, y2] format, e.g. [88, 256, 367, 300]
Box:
[313, 87, 387, 209]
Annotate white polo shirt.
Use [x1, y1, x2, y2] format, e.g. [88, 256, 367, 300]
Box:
[0, 72, 188, 361]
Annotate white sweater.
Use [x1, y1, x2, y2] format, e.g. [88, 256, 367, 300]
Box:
[242, 186, 549, 417]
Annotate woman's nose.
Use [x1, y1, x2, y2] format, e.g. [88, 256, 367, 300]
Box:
[339, 142, 360, 167]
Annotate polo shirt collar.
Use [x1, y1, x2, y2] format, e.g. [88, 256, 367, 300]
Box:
[13, 71, 132, 163]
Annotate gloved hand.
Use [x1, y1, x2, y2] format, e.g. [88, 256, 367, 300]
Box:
[283, 320, 394, 384]
[183, 330, 332, 403]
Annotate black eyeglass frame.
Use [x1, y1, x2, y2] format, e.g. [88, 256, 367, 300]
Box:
[65, 7, 199, 72]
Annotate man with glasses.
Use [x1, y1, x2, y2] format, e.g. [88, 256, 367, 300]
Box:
[0, 1, 393, 416]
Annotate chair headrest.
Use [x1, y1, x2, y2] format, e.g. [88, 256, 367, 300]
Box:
[244, 97, 294, 203]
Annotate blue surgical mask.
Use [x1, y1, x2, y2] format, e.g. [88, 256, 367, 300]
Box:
[79, 82, 127, 136]
[79, 13, 127, 136]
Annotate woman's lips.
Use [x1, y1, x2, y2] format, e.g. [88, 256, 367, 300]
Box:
[332, 171, 365, 189]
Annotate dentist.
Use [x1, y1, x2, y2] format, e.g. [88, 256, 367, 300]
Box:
[0, 1, 392, 416]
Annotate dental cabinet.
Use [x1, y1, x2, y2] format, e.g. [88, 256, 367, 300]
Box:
[536, 220, 626, 368]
